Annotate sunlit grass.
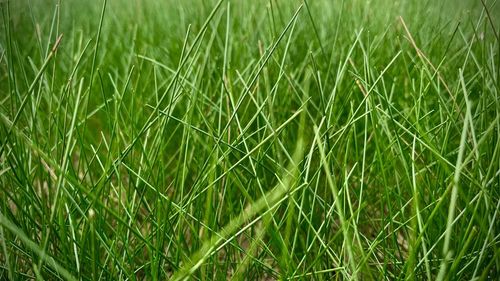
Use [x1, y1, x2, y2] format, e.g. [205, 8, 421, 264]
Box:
[0, 0, 499, 279]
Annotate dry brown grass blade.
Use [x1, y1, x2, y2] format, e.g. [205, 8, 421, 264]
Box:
[398, 16, 461, 115]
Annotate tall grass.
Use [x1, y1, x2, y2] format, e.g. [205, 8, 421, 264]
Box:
[0, 0, 499, 279]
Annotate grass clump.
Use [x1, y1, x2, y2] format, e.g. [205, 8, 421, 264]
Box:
[0, 0, 499, 279]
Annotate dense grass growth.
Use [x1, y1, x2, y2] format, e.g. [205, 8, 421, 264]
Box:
[1, 0, 499, 279]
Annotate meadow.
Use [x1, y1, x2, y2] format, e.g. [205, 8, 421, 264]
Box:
[0, 0, 499, 279]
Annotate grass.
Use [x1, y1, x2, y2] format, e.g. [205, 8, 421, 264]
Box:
[0, 0, 499, 279]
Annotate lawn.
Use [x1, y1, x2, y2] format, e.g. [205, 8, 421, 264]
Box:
[0, 0, 499, 280]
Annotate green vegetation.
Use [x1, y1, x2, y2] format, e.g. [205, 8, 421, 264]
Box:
[1, 0, 499, 279]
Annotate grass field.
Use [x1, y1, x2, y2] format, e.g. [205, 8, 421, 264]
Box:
[1, 0, 499, 280]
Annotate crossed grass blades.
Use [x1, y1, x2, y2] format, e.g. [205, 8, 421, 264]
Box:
[0, 0, 499, 280]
